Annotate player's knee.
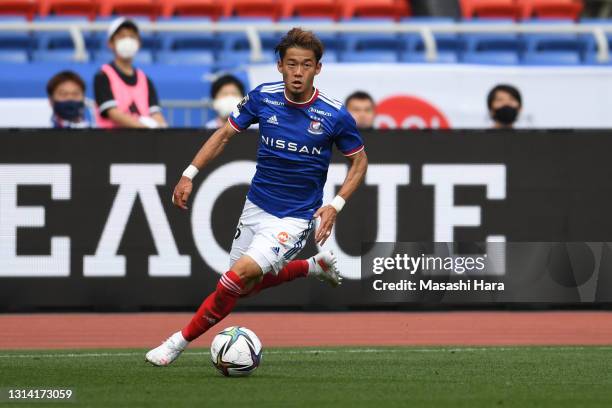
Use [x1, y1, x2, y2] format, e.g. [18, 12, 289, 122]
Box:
[232, 256, 264, 283]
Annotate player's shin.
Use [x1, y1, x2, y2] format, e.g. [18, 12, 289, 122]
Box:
[181, 270, 246, 341]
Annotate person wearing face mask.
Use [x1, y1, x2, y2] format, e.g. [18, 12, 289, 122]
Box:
[205, 74, 246, 129]
[487, 84, 522, 129]
[47, 70, 90, 128]
[94, 18, 167, 129]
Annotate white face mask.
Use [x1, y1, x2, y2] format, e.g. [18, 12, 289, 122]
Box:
[115, 37, 139, 59]
[213, 95, 242, 119]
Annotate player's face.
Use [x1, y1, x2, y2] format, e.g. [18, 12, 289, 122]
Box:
[277, 47, 321, 98]
[51, 80, 84, 102]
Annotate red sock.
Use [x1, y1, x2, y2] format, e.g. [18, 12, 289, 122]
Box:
[181, 270, 245, 341]
[247, 260, 309, 297]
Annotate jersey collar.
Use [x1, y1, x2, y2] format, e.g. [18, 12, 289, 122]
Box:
[284, 87, 319, 108]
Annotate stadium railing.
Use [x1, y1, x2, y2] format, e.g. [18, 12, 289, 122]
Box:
[0, 20, 611, 63]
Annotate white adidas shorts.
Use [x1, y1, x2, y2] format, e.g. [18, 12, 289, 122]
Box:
[229, 198, 314, 275]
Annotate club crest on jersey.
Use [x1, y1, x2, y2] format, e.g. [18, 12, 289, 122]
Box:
[308, 120, 324, 135]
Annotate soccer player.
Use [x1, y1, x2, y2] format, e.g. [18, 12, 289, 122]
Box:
[145, 28, 368, 366]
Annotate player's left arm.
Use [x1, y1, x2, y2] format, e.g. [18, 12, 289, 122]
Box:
[314, 149, 368, 245]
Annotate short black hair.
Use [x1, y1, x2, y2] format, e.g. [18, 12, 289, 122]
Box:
[345, 90, 375, 107]
[210, 74, 245, 99]
[46, 70, 86, 97]
[487, 84, 522, 110]
[275, 27, 324, 62]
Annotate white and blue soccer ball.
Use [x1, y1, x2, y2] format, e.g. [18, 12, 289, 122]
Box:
[210, 326, 262, 377]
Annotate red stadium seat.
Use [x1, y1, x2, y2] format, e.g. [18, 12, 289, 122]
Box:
[39, 0, 97, 19]
[161, 0, 222, 19]
[460, 0, 521, 20]
[99, 0, 160, 20]
[341, 0, 410, 20]
[281, 0, 341, 20]
[223, 0, 282, 20]
[518, 0, 583, 20]
[0, 0, 38, 20]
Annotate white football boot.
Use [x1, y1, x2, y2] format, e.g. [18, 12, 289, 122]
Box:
[308, 250, 342, 287]
[145, 331, 189, 367]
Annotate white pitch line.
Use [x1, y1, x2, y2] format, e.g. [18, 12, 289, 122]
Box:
[0, 346, 611, 359]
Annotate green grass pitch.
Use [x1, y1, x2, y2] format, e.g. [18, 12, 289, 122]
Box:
[1, 346, 611, 407]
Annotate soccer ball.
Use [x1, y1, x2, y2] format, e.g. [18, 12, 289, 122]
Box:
[210, 326, 262, 377]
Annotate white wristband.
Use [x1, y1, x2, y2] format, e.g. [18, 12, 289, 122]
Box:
[330, 195, 346, 213]
[182, 164, 199, 180]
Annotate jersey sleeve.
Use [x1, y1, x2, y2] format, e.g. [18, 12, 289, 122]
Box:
[228, 88, 260, 132]
[333, 107, 365, 156]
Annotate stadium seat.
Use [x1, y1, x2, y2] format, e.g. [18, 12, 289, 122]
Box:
[99, 0, 160, 20]
[339, 50, 399, 62]
[156, 50, 215, 65]
[460, 0, 521, 20]
[400, 17, 461, 59]
[461, 50, 520, 64]
[0, 49, 29, 62]
[461, 20, 523, 56]
[518, 0, 583, 20]
[216, 49, 275, 63]
[33, 16, 98, 51]
[223, 0, 282, 20]
[281, 0, 341, 19]
[156, 17, 222, 53]
[342, 0, 409, 20]
[93, 49, 153, 64]
[0, 16, 35, 51]
[340, 18, 403, 55]
[0, 0, 38, 20]
[39, 0, 97, 20]
[161, 0, 222, 19]
[521, 50, 581, 64]
[399, 50, 459, 63]
[32, 49, 89, 62]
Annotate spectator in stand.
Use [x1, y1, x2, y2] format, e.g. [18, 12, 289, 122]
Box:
[345, 91, 376, 130]
[94, 17, 167, 129]
[205, 74, 246, 129]
[487, 84, 522, 129]
[47, 70, 90, 128]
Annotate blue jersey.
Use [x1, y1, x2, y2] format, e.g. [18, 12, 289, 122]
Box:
[228, 81, 364, 220]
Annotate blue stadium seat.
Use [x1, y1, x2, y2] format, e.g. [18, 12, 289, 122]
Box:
[461, 51, 520, 65]
[339, 50, 399, 63]
[399, 51, 458, 63]
[522, 51, 581, 65]
[31, 50, 89, 63]
[156, 50, 215, 65]
[93, 50, 154, 65]
[400, 16, 459, 51]
[580, 18, 612, 65]
[0, 50, 29, 63]
[522, 19, 588, 61]
[0, 16, 34, 51]
[339, 18, 403, 54]
[33, 16, 98, 51]
[215, 49, 275, 67]
[156, 17, 223, 53]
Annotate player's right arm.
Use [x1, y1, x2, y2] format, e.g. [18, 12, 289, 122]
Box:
[172, 121, 238, 210]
